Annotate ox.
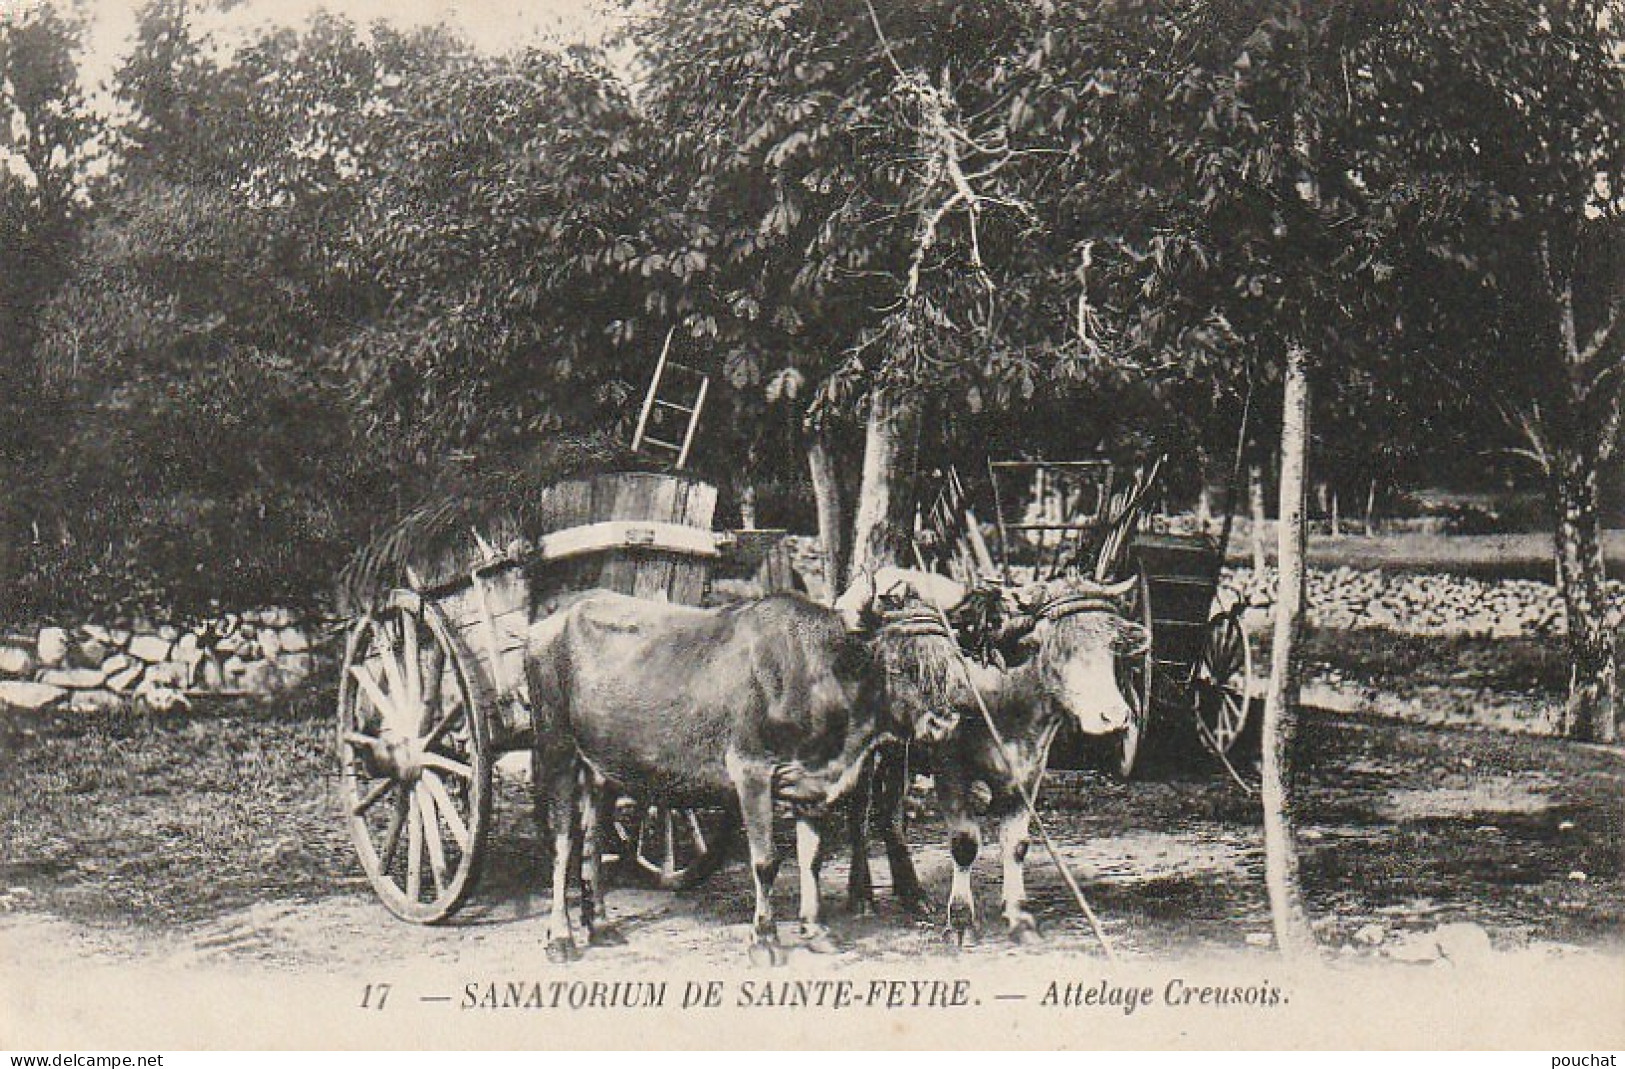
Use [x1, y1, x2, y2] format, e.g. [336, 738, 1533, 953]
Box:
[525, 589, 953, 965]
[841, 569, 1147, 943]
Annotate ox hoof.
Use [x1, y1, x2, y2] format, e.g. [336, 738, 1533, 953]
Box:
[588, 923, 628, 947]
[800, 923, 840, 955]
[848, 896, 876, 919]
[748, 939, 788, 968]
[941, 924, 980, 949]
[1008, 915, 1043, 946]
[545, 937, 581, 964]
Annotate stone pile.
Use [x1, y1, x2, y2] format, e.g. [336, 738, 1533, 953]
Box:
[1220, 565, 1624, 639]
[0, 609, 326, 714]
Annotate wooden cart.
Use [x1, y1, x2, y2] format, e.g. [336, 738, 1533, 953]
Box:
[1113, 531, 1256, 779]
[335, 471, 757, 924]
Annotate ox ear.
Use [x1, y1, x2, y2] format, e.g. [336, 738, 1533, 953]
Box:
[1112, 618, 1151, 658]
[1014, 615, 1049, 652]
[833, 568, 880, 631]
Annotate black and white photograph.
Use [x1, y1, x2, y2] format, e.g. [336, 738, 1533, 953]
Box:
[0, 0, 1621, 1051]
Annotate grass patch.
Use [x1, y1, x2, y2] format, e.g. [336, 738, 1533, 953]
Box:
[1295, 628, 1570, 695]
[1228, 529, 1625, 580]
[0, 683, 355, 925]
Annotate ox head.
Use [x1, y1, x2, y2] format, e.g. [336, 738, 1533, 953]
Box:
[836, 567, 967, 744]
[1012, 575, 1149, 736]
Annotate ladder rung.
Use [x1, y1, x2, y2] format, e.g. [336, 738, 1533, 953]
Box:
[653, 399, 696, 415]
[666, 361, 705, 377]
[639, 435, 683, 452]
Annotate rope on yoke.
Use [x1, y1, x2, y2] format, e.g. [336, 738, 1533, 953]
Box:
[914, 600, 1120, 962]
[1035, 593, 1122, 622]
[876, 607, 958, 640]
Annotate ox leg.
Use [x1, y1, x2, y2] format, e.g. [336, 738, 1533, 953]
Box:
[538, 742, 582, 963]
[875, 748, 927, 915]
[937, 766, 981, 946]
[796, 817, 839, 953]
[578, 775, 625, 947]
[846, 747, 927, 919]
[846, 758, 877, 917]
[729, 754, 786, 967]
[995, 804, 1040, 944]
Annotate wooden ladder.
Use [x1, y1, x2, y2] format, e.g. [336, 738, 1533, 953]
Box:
[631, 328, 709, 469]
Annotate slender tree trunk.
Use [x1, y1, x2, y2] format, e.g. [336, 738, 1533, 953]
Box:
[1249, 462, 1269, 576]
[1261, 341, 1316, 958]
[738, 483, 758, 530]
[1329, 489, 1340, 538]
[806, 429, 847, 601]
[848, 387, 919, 579]
[1364, 477, 1378, 537]
[1552, 450, 1619, 743]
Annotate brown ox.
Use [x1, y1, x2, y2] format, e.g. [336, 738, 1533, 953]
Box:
[844, 571, 1147, 943]
[525, 590, 951, 965]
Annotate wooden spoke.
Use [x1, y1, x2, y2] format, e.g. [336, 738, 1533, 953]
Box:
[1195, 613, 1255, 761]
[634, 806, 652, 862]
[417, 783, 450, 896]
[661, 808, 677, 882]
[379, 792, 409, 871]
[350, 664, 400, 727]
[609, 800, 733, 891]
[400, 612, 422, 719]
[373, 619, 409, 711]
[420, 752, 473, 782]
[421, 771, 470, 851]
[351, 777, 394, 817]
[1113, 568, 1156, 780]
[686, 809, 708, 856]
[422, 697, 467, 750]
[406, 792, 424, 902]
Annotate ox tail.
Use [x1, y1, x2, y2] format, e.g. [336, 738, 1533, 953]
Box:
[823, 728, 896, 804]
[772, 728, 896, 811]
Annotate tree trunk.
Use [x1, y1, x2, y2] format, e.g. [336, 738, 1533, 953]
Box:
[738, 483, 758, 530]
[1249, 462, 1269, 576]
[848, 387, 919, 579]
[1364, 477, 1378, 537]
[1329, 489, 1340, 538]
[1196, 481, 1215, 531]
[806, 430, 847, 601]
[1261, 341, 1317, 958]
[1552, 451, 1619, 743]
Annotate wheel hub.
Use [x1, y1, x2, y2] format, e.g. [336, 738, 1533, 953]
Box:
[358, 729, 425, 783]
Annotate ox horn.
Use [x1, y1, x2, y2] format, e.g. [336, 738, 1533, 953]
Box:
[1076, 575, 1138, 599]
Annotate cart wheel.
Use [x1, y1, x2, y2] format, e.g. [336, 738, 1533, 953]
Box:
[606, 797, 735, 891]
[1112, 567, 1156, 779]
[1193, 608, 1255, 758]
[338, 590, 493, 923]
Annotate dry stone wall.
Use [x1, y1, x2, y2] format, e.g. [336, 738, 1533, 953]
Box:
[0, 609, 330, 714]
[1219, 565, 1624, 638]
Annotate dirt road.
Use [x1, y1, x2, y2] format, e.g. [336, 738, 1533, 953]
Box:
[2, 702, 1622, 1047]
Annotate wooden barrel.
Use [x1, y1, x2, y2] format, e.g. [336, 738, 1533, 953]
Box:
[526, 472, 718, 610]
